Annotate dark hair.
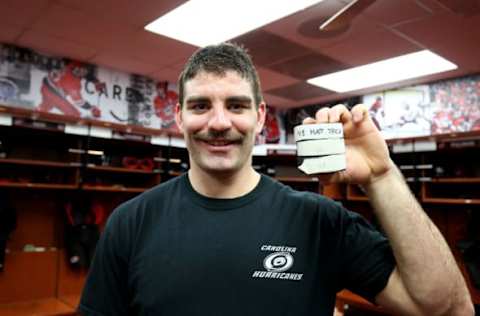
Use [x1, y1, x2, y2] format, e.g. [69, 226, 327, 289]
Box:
[178, 42, 263, 107]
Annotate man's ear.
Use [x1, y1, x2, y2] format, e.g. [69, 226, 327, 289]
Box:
[255, 102, 267, 134]
[175, 103, 184, 133]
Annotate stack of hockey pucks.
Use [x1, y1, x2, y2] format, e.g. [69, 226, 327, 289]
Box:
[293, 123, 346, 174]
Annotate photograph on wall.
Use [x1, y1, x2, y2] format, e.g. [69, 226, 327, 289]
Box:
[363, 86, 431, 139]
[363, 74, 480, 139]
[0, 44, 179, 131]
[429, 75, 480, 134]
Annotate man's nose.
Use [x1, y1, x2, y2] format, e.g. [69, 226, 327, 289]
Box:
[208, 105, 232, 130]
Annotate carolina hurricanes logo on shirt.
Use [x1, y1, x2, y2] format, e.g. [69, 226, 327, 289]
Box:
[252, 245, 303, 281]
[263, 252, 294, 272]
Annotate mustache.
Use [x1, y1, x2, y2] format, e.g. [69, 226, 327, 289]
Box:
[193, 130, 243, 142]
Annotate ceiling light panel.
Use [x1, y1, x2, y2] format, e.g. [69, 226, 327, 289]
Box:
[307, 50, 457, 93]
[145, 0, 322, 47]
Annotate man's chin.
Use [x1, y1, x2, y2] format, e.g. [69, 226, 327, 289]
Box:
[198, 161, 240, 175]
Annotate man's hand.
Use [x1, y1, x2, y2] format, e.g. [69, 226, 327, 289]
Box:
[305, 105, 475, 315]
[303, 104, 393, 185]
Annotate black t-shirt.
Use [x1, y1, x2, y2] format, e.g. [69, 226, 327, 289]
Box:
[78, 174, 395, 316]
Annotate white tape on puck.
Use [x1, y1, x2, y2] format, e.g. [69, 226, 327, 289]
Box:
[294, 123, 343, 142]
[298, 154, 346, 174]
[296, 139, 345, 157]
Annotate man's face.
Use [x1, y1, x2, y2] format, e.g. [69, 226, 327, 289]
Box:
[175, 70, 265, 175]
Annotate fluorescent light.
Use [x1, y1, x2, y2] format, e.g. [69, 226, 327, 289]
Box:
[307, 50, 457, 93]
[145, 0, 322, 47]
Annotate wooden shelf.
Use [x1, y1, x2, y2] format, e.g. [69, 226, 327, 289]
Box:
[347, 196, 370, 202]
[0, 104, 171, 137]
[0, 158, 78, 168]
[275, 176, 319, 183]
[432, 177, 480, 183]
[346, 185, 369, 201]
[0, 250, 73, 315]
[323, 183, 345, 200]
[0, 183, 78, 190]
[422, 197, 480, 205]
[58, 295, 80, 309]
[87, 165, 158, 174]
[82, 184, 148, 193]
[0, 298, 75, 316]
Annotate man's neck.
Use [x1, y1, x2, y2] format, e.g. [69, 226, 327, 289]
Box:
[188, 165, 261, 199]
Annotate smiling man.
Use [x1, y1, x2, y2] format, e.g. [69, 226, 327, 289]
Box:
[182, 75, 258, 165]
[78, 43, 473, 316]
[178, 69, 265, 198]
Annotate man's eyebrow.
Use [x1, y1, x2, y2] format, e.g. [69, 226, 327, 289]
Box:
[185, 96, 210, 104]
[185, 96, 253, 104]
[226, 96, 252, 104]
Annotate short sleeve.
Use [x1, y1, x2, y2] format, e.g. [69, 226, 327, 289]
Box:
[78, 206, 132, 316]
[330, 203, 396, 302]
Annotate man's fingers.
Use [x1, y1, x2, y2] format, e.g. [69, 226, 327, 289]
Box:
[302, 117, 316, 125]
[351, 104, 369, 123]
[315, 107, 330, 123]
[330, 104, 351, 123]
[305, 104, 356, 125]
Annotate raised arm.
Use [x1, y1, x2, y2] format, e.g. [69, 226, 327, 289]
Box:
[303, 104, 474, 315]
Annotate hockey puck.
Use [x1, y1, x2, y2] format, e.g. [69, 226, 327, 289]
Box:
[294, 123, 346, 174]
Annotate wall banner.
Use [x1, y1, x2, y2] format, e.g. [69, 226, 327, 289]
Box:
[0, 44, 179, 132]
[363, 75, 480, 139]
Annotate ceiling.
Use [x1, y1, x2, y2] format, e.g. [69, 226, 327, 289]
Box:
[1, 0, 479, 109]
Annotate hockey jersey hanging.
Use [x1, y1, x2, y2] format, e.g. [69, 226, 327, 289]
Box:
[64, 199, 104, 269]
